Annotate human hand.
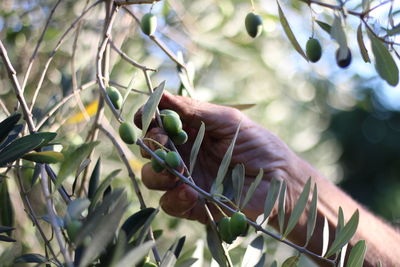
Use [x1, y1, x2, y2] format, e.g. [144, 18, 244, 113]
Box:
[135, 92, 309, 224]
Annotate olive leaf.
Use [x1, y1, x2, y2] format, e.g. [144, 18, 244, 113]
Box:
[160, 236, 186, 267]
[114, 240, 154, 267]
[278, 181, 286, 234]
[120, 208, 156, 242]
[346, 240, 366, 267]
[336, 207, 345, 237]
[241, 235, 264, 267]
[0, 180, 13, 228]
[282, 255, 300, 267]
[232, 163, 245, 207]
[367, 29, 399, 86]
[357, 24, 371, 63]
[241, 168, 263, 210]
[331, 15, 348, 61]
[277, 1, 308, 61]
[316, 20, 331, 34]
[206, 225, 232, 267]
[283, 178, 311, 238]
[263, 178, 281, 223]
[254, 253, 266, 267]
[88, 169, 121, 212]
[189, 121, 205, 174]
[88, 158, 101, 200]
[135, 208, 158, 245]
[305, 184, 318, 246]
[14, 254, 50, 264]
[66, 198, 90, 221]
[0, 113, 20, 144]
[325, 209, 359, 257]
[141, 81, 166, 136]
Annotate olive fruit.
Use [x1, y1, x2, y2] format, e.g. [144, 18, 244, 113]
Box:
[141, 13, 157, 36]
[162, 114, 183, 136]
[165, 151, 181, 169]
[230, 212, 248, 237]
[245, 12, 263, 38]
[336, 47, 352, 68]
[160, 109, 180, 118]
[106, 86, 123, 110]
[151, 149, 167, 173]
[306, 38, 322, 63]
[119, 122, 136, 144]
[143, 262, 157, 267]
[67, 220, 82, 242]
[218, 217, 235, 244]
[171, 130, 188, 145]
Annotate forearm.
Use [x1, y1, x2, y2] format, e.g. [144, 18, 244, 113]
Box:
[292, 158, 400, 266]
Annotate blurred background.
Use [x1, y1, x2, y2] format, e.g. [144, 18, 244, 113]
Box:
[1, 0, 399, 265]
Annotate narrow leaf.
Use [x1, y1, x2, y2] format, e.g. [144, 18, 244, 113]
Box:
[0, 235, 16, 242]
[346, 240, 366, 267]
[241, 168, 264, 210]
[305, 184, 318, 246]
[331, 15, 348, 60]
[263, 178, 281, 222]
[22, 151, 64, 164]
[0, 124, 23, 151]
[283, 178, 311, 238]
[357, 24, 371, 63]
[270, 260, 278, 267]
[211, 123, 241, 195]
[386, 23, 400, 36]
[278, 181, 286, 234]
[121, 208, 157, 242]
[206, 225, 231, 267]
[232, 164, 245, 207]
[14, 253, 49, 263]
[325, 209, 359, 257]
[336, 207, 345, 237]
[282, 255, 299, 267]
[0, 180, 13, 227]
[0, 113, 21, 144]
[160, 251, 177, 267]
[115, 241, 154, 267]
[67, 198, 90, 220]
[88, 158, 101, 200]
[141, 81, 166, 135]
[367, 29, 399, 86]
[189, 121, 205, 174]
[277, 1, 308, 61]
[362, 0, 370, 12]
[241, 235, 264, 267]
[316, 20, 331, 34]
[321, 216, 329, 256]
[0, 226, 14, 234]
[88, 169, 121, 212]
[135, 208, 159, 244]
[254, 253, 266, 267]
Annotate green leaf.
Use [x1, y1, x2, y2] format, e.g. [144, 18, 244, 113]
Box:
[241, 168, 263, 210]
[282, 255, 300, 267]
[346, 240, 366, 267]
[78, 190, 128, 267]
[120, 73, 137, 114]
[283, 178, 311, 238]
[232, 164, 245, 207]
[56, 141, 99, 189]
[277, 1, 308, 61]
[0, 132, 57, 167]
[331, 15, 348, 61]
[14, 253, 49, 263]
[316, 20, 331, 34]
[278, 181, 286, 234]
[385, 23, 400, 36]
[120, 208, 157, 242]
[325, 209, 359, 257]
[357, 24, 371, 63]
[22, 151, 64, 164]
[88, 158, 101, 200]
[336, 207, 345, 237]
[206, 225, 231, 267]
[367, 29, 399, 86]
[362, 0, 370, 12]
[305, 184, 318, 246]
[141, 81, 166, 135]
[211, 122, 241, 195]
[254, 253, 266, 267]
[135, 208, 158, 245]
[66, 198, 90, 221]
[189, 121, 205, 174]
[0, 113, 20, 144]
[0, 124, 23, 151]
[115, 241, 154, 267]
[88, 169, 121, 212]
[0, 180, 13, 227]
[263, 178, 281, 222]
[241, 235, 264, 267]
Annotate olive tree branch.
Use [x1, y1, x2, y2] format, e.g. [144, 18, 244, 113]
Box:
[115, 0, 161, 6]
[136, 138, 337, 265]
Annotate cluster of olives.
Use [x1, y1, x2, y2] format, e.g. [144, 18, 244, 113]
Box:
[160, 109, 188, 145]
[305, 38, 352, 68]
[151, 149, 181, 173]
[217, 212, 248, 244]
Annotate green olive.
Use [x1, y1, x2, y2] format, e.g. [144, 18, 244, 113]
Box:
[162, 114, 182, 136]
[141, 13, 157, 36]
[151, 149, 167, 173]
[171, 130, 188, 145]
[165, 151, 181, 169]
[142, 262, 157, 267]
[218, 217, 235, 244]
[67, 220, 82, 242]
[245, 12, 263, 38]
[306, 38, 322, 63]
[230, 212, 248, 237]
[119, 122, 136, 144]
[160, 109, 180, 119]
[336, 47, 352, 68]
[106, 86, 123, 109]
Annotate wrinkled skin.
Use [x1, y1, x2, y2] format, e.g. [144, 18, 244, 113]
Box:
[135, 92, 308, 224]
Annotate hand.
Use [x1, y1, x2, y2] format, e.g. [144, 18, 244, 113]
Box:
[135, 92, 309, 224]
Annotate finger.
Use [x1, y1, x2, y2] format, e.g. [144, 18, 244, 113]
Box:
[140, 127, 169, 158]
[141, 162, 178, 191]
[160, 184, 199, 218]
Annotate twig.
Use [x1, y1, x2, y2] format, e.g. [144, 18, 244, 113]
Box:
[109, 39, 157, 71]
[36, 80, 96, 130]
[29, 0, 102, 112]
[97, 122, 162, 264]
[109, 79, 150, 95]
[40, 165, 73, 267]
[115, 0, 161, 6]
[0, 99, 10, 116]
[136, 138, 337, 265]
[45, 165, 71, 204]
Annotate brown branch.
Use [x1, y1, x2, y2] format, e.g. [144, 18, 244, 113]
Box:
[115, 0, 161, 6]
